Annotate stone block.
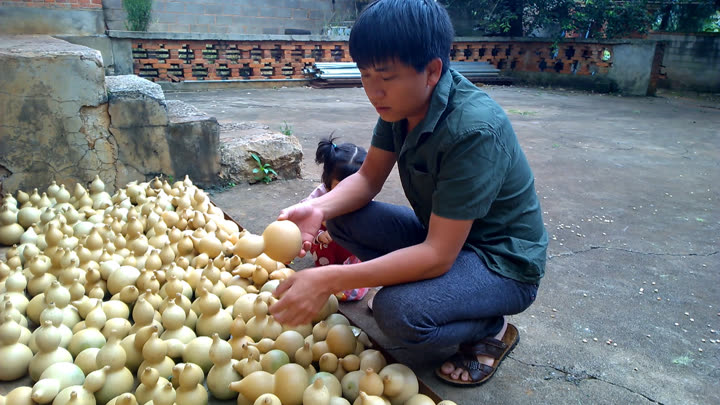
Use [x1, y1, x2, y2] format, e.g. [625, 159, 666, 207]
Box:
[166, 100, 221, 186]
[0, 35, 108, 194]
[106, 75, 169, 128]
[110, 125, 174, 178]
[219, 122, 303, 184]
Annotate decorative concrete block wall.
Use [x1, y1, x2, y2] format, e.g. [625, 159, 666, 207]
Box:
[118, 32, 661, 95]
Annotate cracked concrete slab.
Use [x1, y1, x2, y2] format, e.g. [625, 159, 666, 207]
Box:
[169, 85, 719, 405]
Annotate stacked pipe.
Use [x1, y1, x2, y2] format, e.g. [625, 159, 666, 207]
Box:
[305, 61, 511, 88]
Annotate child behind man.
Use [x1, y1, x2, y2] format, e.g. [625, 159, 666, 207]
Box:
[302, 136, 369, 301]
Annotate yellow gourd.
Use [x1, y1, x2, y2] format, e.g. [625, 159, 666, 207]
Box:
[207, 334, 240, 400]
[404, 394, 437, 405]
[0, 313, 33, 381]
[378, 363, 419, 405]
[175, 363, 208, 405]
[261, 220, 302, 263]
[195, 287, 232, 339]
[137, 332, 175, 379]
[135, 367, 171, 405]
[29, 320, 73, 381]
[303, 378, 331, 405]
[95, 332, 134, 405]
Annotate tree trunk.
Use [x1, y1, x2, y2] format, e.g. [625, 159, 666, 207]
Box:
[508, 0, 525, 36]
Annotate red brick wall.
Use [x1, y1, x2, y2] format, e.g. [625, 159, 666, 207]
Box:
[2, 0, 102, 9]
[131, 39, 618, 82]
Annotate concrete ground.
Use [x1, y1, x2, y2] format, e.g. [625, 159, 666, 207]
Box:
[168, 85, 719, 405]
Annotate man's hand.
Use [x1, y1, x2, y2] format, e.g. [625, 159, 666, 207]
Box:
[278, 203, 324, 257]
[269, 267, 334, 326]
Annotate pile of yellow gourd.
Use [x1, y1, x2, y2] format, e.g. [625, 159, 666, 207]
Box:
[0, 176, 457, 405]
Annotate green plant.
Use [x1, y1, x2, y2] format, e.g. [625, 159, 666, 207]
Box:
[280, 121, 293, 136]
[123, 0, 153, 32]
[251, 153, 278, 184]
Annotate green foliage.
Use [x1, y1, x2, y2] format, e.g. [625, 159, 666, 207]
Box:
[653, 1, 720, 32]
[251, 153, 278, 184]
[442, 0, 719, 38]
[572, 0, 653, 39]
[123, 0, 153, 32]
[280, 121, 293, 136]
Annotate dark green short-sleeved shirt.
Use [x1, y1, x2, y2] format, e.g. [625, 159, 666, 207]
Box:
[371, 69, 548, 284]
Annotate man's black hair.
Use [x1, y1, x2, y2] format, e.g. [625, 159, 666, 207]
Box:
[349, 0, 454, 73]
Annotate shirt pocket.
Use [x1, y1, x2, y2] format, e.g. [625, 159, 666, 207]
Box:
[404, 166, 435, 222]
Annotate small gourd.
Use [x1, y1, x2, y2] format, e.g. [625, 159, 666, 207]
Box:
[0, 313, 33, 381]
[135, 367, 171, 405]
[378, 363, 419, 405]
[160, 298, 196, 344]
[129, 296, 162, 335]
[30, 362, 85, 404]
[255, 393, 283, 405]
[27, 254, 54, 296]
[228, 370, 275, 404]
[137, 331, 175, 379]
[303, 378, 331, 405]
[245, 296, 270, 342]
[358, 350, 387, 375]
[182, 336, 213, 374]
[29, 302, 72, 351]
[120, 324, 159, 374]
[207, 333, 240, 400]
[353, 392, 387, 405]
[94, 331, 134, 405]
[1, 269, 29, 314]
[0, 386, 34, 405]
[404, 394, 437, 405]
[195, 287, 232, 339]
[29, 320, 73, 381]
[53, 365, 108, 405]
[68, 301, 106, 357]
[358, 368, 384, 397]
[106, 393, 138, 405]
[274, 363, 311, 405]
[175, 363, 208, 405]
[0, 208, 24, 245]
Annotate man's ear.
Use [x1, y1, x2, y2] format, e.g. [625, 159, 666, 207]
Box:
[425, 58, 443, 87]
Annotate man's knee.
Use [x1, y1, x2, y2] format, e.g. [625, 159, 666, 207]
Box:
[373, 289, 436, 348]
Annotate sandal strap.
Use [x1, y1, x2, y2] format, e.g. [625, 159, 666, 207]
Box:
[465, 362, 494, 381]
[447, 352, 494, 382]
[460, 338, 508, 359]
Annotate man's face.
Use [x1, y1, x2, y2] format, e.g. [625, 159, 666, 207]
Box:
[359, 59, 436, 132]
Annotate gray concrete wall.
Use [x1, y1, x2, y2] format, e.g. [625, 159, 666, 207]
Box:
[608, 42, 658, 96]
[650, 32, 720, 93]
[102, 0, 359, 35]
[0, 6, 105, 35]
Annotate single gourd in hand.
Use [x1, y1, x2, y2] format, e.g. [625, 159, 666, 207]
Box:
[262, 220, 302, 263]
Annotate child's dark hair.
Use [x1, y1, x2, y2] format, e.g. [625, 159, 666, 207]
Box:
[316, 135, 367, 190]
[349, 0, 454, 74]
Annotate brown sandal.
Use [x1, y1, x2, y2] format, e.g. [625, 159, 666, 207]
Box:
[434, 323, 519, 387]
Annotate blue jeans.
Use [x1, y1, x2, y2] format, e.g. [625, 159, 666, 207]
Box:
[327, 201, 538, 349]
